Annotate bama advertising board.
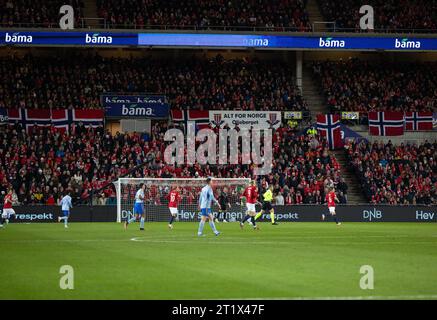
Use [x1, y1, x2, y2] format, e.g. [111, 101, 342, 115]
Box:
[102, 94, 170, 119]
[5, 205, 436, 223]
[1, 31, 437, 51]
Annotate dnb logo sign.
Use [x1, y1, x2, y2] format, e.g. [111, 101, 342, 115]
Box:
[362, 208, 383, 221]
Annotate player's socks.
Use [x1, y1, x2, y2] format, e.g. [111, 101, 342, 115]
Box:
[254, 211, 262, 220]
[333, 216, 340, 224]
[209, 220, 218, 234]
[251, 216, 257, 227]
[127, 217, 136, 224]
[197, 220, 205, 235]
[64, 218, 68, 227]
[140, 217, 145, 229]
[169, 216, 175, 225]
[241, 214, 251, 224]
[270, 210, 275, 224]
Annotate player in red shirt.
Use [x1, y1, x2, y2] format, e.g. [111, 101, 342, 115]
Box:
[322, 187, 341, 225]
[167, 186, 182, 230]
[1, 188, 16, 227]
[239, 180, 260, 230]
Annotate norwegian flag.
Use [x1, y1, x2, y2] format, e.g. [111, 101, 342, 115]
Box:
[171, 109, 210, 131]
[316, 114, 343, 150]
[72, 109, 104, 127]
[368, 112, 404, 136]
[51, 109, 71, 132]
[404, 112, 433, 131]
[8, 108, 51, 131]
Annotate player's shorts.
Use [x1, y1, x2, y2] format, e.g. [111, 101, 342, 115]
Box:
[262, 201, 272, 211]
[2, 208, 15, 218]
[200, 208, 212, 217]
[133, 202, 144, 215]
[62, 210, 69, 217]
[169, 207, 178, 215]
[329, 206, 336, 214]
[246, 203, 256, 212]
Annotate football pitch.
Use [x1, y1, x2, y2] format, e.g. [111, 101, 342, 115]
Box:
[1, 222, 436, 300]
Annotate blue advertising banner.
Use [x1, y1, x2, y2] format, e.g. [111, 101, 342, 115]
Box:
[0, 108, 8, 124]
[1, 31, 437, 51]
[102, 95, 170, 118]
[0, 31, 138, 46]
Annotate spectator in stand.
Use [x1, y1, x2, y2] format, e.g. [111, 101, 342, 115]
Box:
[97, 0, 311, 31]
[0, 53, 308, 113]
[317, 0, 437, 33]
[313, 58, 437, 115]
[345, 139, 437, 205]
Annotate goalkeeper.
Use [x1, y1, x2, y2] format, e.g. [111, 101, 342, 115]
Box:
[255, 185, 278, 225]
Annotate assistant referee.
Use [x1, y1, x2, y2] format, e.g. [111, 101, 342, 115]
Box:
[254, 185, 278, 225]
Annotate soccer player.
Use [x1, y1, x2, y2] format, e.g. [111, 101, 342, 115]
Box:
[125, 183, 146, 231]
[168, 186, 181, 229]
[58, 191, 73, 228]
[322, 187, 341, 226]
[1, 188, 16, 227]
[197, 177, 221, 237]
[239, 180, 259, 230]
[215, 187, 231, 223]
[255, 185, 278, 225]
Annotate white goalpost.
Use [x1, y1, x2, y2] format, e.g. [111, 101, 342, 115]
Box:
[115, 178, 251, 223]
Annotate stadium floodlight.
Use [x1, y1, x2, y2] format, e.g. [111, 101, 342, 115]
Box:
[115, 178, 251, 223]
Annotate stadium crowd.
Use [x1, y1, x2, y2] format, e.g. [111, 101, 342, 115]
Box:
[0, 120, 344, 206]
[0, 0, 84, 27]
[0, 54, 308, 113]
[97, 0, 311, 31]
[345, 140, 437, 205]
[312, 59, 437, 114]
[317, 0, 437, 32]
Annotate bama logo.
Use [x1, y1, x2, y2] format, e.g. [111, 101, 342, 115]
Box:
[243, 38, 269, 47]
[5, 32, 33, 43]
[121, 104, 154, 116]
[362, 208, 383, 221]
[395, 38, 421, 49]
[319, 37, 345, 48]
[15, 213, 54, 221]
[85, 33, 112, 44]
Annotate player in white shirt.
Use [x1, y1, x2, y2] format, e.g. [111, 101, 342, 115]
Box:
[124, 183, 146, 231]
[58, 191, 73, 228]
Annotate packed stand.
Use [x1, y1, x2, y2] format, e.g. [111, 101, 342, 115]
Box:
[312, 59, 437, 114]
[0, 54, 309, 113]
[345, 140, 437, 205]
[0, 120, 345, 206]
[317, 0, 437, 32]
[0, 0, 84, 28]
[97, 0, 311, 31]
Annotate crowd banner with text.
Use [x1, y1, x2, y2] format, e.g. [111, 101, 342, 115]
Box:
[102, 94, 170, 118]
[6, 205, 436, 223]
[209, 111, 282, 129]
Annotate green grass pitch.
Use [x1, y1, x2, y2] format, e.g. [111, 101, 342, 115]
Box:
[1, 222, 436, 300]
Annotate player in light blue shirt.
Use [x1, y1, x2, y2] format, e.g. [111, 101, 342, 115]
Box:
[125, 183, 146, 231]
[58, 191, 73, 228]
[197, 177, 221, 237]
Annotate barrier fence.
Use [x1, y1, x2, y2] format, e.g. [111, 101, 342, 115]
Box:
[5, 204, 436, 223]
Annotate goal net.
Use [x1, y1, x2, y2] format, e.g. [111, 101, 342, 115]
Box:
[115, 178, 251, 223]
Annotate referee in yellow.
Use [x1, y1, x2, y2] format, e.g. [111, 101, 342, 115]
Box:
[254, 185, 278, 225]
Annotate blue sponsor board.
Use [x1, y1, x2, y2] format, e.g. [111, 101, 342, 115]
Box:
[102, 95, 170, 118]
[0, 108, 8, 123]
[1, 31, 437, 51]
[0, 31, 137, 46]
